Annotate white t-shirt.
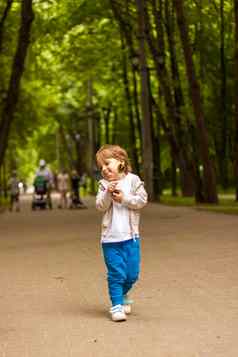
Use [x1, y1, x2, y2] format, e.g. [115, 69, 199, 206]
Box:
[102, 174, 132, 243]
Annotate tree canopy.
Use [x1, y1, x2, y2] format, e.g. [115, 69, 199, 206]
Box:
[0, 0, 238, 202]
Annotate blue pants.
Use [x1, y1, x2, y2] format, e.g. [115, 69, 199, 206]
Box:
[102, 238, 141, 306]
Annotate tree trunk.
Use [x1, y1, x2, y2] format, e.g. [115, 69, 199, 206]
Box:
[0, 0, 34, 168]
[234, 0, 238, 201]
[111, 107, 118, 144]
[110, 0, 142, 162]
[152, 92, 204, 201]
[2, 157, 7, 198]
[57, 123, 74, 169]
[145, 0, 195, 197]
[131, 62, 142, 149]
[0, 162, 3, 201]
[197, 0, 205, 82]
[87, 78, 97, 194]
[219, 0, 229, 189]
[173, 0, 218, 203]
[136, 0, 154, 200]
[120, 34, 140, 174]
[0, 0, 14, 53]
[171, 150, 177, 197]
[103, 106, 111, 144]
[164, 1, 195, 196]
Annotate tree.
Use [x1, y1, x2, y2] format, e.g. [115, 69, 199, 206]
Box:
[0, 0, 14, 53]
[0, 0, 34, 168]
[173, 0, 218, 203]
[234, 0, 238, 201]
[136, 0, 154, 200]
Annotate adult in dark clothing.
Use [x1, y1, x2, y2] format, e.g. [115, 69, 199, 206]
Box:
[70, 170, 86, 208]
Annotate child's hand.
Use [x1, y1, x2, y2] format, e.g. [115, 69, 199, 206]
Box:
[107, 181, 118, 193]
[112, 189, 123, 203]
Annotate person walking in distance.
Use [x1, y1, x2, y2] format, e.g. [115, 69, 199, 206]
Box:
[35, 159, 54, 209]
[95, 145, 148, 322]
[57, 169, 70, 209]
[70, 169, 87, 208]
[8, 170, 20, 212]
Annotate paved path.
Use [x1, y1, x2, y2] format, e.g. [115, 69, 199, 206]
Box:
[0, 194, 238, 357]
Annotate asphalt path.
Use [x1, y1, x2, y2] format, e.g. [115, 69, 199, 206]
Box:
[0, 194, 238, 357]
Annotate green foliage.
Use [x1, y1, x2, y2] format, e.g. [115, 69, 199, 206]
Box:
[161, 192, 238, 215]
[0, 0, 237, 197]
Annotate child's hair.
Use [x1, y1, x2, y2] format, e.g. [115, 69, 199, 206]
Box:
[96, 145, 131, 174]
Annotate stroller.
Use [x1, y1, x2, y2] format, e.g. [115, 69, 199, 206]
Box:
[32, 175, 49, 210]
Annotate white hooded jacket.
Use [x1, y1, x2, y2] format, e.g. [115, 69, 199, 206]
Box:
[96, 173, 148, 241]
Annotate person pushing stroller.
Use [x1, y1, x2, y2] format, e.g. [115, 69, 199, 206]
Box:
[33, 159, 54, 209]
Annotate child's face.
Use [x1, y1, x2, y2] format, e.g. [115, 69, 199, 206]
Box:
[100, 157, 122, 181]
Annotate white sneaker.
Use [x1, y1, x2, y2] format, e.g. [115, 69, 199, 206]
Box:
[110, 304, 127, 322]
[123, 295, 133, 315]
[123, 304, 132, 314]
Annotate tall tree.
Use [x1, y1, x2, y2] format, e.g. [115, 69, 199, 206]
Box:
[0, 0, 13, 53]
[234, 0, 238, 201]
[219, 0, 228, 188]
[110, 0, 142, 165]
[120, 34, 140, 174]
[0, 0, 34, 168]
[145, 0, 197, 197]
[173, 0, 218, 203]
[136, 0, 154, 200]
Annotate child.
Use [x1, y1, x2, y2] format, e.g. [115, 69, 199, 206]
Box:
[95, 145, 148, 322]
